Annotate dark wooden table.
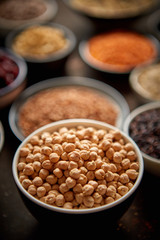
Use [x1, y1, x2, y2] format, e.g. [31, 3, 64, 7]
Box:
[0, 1, 160, 239]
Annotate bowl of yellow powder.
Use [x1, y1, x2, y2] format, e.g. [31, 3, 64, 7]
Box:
[5, 23, 76, 71]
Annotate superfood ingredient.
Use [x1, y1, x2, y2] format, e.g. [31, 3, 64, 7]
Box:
[12, 25, 68, 59]
[70, 0, 155, 18]
[17, 126, 139, 209]
[138, 63, 160, 100]
[0, 52, 19, 89]
[0, 0, 46, 20]
[129, 108, 160, 159]
[87, 30, 157, 72]
[18, 86, 119, 137]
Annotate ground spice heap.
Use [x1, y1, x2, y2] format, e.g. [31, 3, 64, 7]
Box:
[18, 87, 119, 137]
[17, 125, 139, 209]
[0, 0, 46, 20]
[12, 25, 67, 59]
[88, 30, 157, 72]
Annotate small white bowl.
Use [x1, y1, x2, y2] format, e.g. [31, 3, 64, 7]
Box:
[0, 0, 58, 37]
[12, 119, 143, 222]
[129, 62, 160, 103]
[123, 102, 160, 176]
[79, 33, 160, 75]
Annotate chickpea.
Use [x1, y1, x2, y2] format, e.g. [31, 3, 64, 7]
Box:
[75, 193, 83, 204]
[28, 184, 37, 196]
[49, 152, 60, 163]
[33, 161, 41, 172]
[86, 171, 95, 180]
[121, 158, 130, 170]
[53, 168, 63, 178]
[106, 171, 114, 182]
[99, 140, 111, 151]
[107, 185, 116, 198]
[80, 150, 90, 160]
[57, 161, 69, 170]
[17, 162, 26, 171]
[19, 147, 30, 157]
[45, 194, 56, 205]
[86, 161, 96, 171]
[127, 151, 136, 161]
[126, 169, 138, 180]
[73, 183, 83, 193]
[42, 160, 52, 170]
[30, 135, 40, 145]
[82, 184, 94, 196]
[53, 144, 63, 155]
[105, 197, 114, 204]
[43, 182, 51, 192]
[119, 173, 129, 184]
[93, 192, 103, 204]
[68, 161, 78, 170]
[95, 169, 105, 180]
[66, 177, 76, 189]
[101, 163, 110, 172]
[77, 174, 87, 185]
[68, 151, 80, 162]
[83, 196, 94, 208]
[46, 174, 57, 185]
[88, 180, 98, 189]
[63, 202, 73, 209]
[41, 146, 52, 156]
[37, 186, 46, 198]
[56, 194, 65, 207]
[32, 176, 43, 187]
[96, 184, 107, 195]
[39, 169, 49, 180]
[113, 152, 122, 163]
[64, 143, 75, 153]
[89, 151, 97, 161]
[118, 185, 128, 196]
[22, 179, 32, 189]
[23, 164, 34, 176]
[106, 147, 114, 160]
[64, 191, 74, 202]
[69, 168, 80, 179]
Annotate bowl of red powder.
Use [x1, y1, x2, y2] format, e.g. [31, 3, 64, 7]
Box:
[79, 29, 159, 74]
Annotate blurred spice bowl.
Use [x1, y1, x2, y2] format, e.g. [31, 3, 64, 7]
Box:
[63, 0, 158, 19]
[9, 76, 130, 141]
[123, 101, 160, 176]
[0, 0, 58, 37]
[0, 121, 4, 152]
[0, 48, 27, 108]
[5, 23, 76, 73]
[129, 62, 160, 103]
[79, 29, 160, 75]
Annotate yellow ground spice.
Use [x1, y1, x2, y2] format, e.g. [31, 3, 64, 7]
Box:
[12, 25, 68, 59]
[88, 30, 157, 72]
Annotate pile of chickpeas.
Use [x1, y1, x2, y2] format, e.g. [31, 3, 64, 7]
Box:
[17, 126, 139, 209]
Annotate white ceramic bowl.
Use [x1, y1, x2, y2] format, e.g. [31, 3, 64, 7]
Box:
[129, 62, 160, 103]
[12, 119, 144, 223]
[79, 33, 160, 75]
[9, 76, 130, 141]
[123, 101, 160, 176]
[0, 0, 58, 36]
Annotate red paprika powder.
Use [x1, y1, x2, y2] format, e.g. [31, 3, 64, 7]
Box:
[87, 30, 157, 72]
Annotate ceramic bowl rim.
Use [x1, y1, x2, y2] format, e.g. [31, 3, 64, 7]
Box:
[12, 118, 144, 215]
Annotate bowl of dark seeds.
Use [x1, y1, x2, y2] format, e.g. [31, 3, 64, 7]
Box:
[123, 101, 160, 176]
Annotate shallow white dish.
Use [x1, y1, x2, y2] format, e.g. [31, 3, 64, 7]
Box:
[0, 121, 4, 152]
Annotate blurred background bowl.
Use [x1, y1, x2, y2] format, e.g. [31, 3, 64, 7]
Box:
[5, 23, 76, 77]
[129, 61, 160, 104]
[9, 76, 130, 141]
[123, 101, 160, 176]
[0, 0, 58, 37]
[79, 31, 160, 75]
[147, 9, 160, 41]
[12, 118, 144, 224]
[63, 0, 158, 20]
[0, 121, 4, 152]
[0, 48, 27, 108]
